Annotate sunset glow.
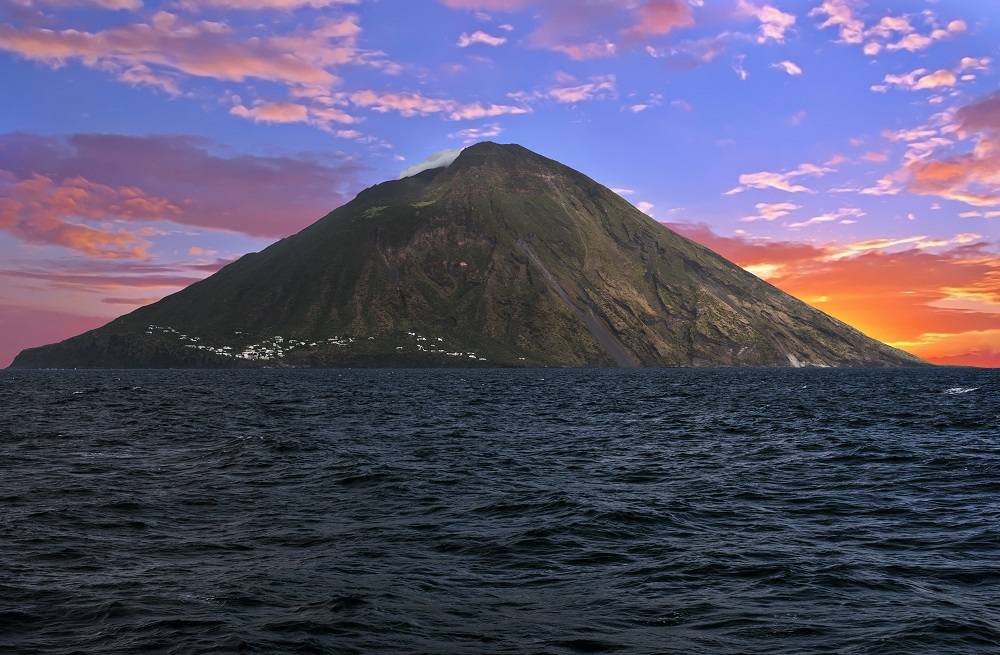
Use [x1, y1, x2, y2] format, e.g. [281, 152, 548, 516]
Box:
[2, 0, 998, 366]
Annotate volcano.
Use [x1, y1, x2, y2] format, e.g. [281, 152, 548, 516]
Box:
[10, 142, 926, 368]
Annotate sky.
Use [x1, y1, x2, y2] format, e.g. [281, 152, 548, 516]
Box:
[1, 0, 999, 367]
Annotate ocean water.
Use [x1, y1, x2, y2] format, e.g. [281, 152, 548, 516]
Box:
[1, 367, 998, 655]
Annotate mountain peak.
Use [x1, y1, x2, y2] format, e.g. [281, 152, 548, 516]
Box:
[10, 144, 926, 369]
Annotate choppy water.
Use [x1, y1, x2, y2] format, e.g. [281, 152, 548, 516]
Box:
[1, 367, 998, 654]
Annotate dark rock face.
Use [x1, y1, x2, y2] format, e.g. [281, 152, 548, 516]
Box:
[10, 142, 927, 369]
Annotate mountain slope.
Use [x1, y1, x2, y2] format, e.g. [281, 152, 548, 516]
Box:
[10, 142, 926, 368]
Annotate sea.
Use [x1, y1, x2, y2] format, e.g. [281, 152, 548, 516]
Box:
[1, 367, 998, 655]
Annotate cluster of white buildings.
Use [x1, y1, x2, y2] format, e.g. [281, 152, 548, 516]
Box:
[145, 325, 486, 362]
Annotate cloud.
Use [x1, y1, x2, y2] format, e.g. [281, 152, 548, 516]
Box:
[771, 60, 802, 76]
[0, 173, 181, 258]
[787, 207, 865, 229]
[741, 201, 800, 222]
[625, 0, 695, 37]
[448, 102, 530, 120]
[955, 90, 1000, 132]
[667, 221, 1000, 366]
[509, 74, 617, 105]
[344, 89, 529, 121]
[732, 54, 747, 81]
[876, 68, 957, 92]
[440, 0, 698, 60]
[230, 101, 310, 124]
[893, 91, 1000, 208]
[176, 0, 359, 9]
[0, 12, 403, 117]
[635, 201, 655, 215]
[19, 0, 142, 9]
[885, 33, 933, 53]
[440, 0, 530, 8]
[883, 21, 961, 53]
[547, 74, 617, 103]
[448, 122, 503, 143]
[398, 148, 463, 179]
[865, 15, 913, 40]
[736, 0, 795, 44]
[913, 70, 957, 90]
[810, 0, 864, 44]
[457, 30, 508, 47]
[726, 161, 835, 195]
[229, 98, 363, 132]
[0, 13, 363, 87]
[0, 132, 369, 239]
[959, 57, 991, 72]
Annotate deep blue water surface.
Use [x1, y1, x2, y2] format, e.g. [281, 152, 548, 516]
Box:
[1, 368, 998, 654]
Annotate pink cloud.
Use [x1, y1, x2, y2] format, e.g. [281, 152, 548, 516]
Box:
[545, 74, 616, 103]
[0, 173, 181, 257]
[440, 0, 531, 8]
[736, 0, 796, 44]
[178, 0, 359, 9]
[440, 0, 700, 60]
[626, 0, 694, 37]
[27, 0, 141, 9]
[447, 102, 529, 120]
[899, 92, 1000, 207]
[344, 89, 528, 121]
[457, 30, 508, 47]
[0, 132, 368, 238]
[0, 12, 391, 100]
[810, 0, 864, 45]
[956, 90, 1000, 132]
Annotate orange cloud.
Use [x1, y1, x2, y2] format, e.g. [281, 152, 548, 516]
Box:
[668, 222, 1000, 367]
[0, 173, 183, 258]
[906, 149, 1000, 207]
[868, 92, 1000, 208]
